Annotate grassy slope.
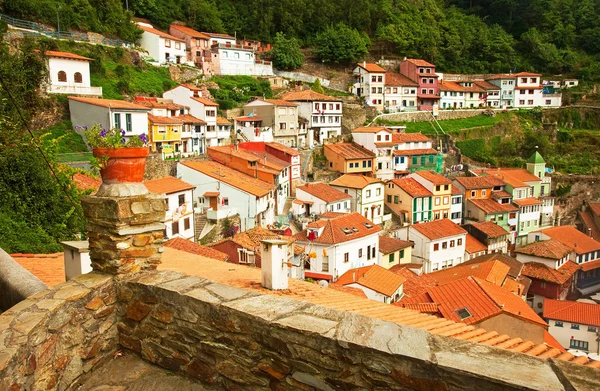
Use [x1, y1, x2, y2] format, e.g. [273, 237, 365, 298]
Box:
[377, 113, 508, 135]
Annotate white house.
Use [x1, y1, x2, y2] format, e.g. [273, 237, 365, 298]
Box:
[544, 299, 600, 354]
[295, 182, 351, 216]
[294, 212, 382, 281]
[487, 74, 516, 107]
[67, 97, 150, 140]
[210, 43, 273, 76]
[234, 116, 273, 143]
[383, 72, 418, 112]
[404, 219, 468, 273]
[45, 51, 102, 96]
[335, 265, 405, 303]
[450, 187, 463, 224]
[282, 90, 342, 145]
[329, 174, 390, 224]
[137, 22, 187, 65]
[243, 99, 301, 147]
[513, 72, 544, 108]
[351, 126, 395, 180]
[177, 160, 275, 231]
[392, 132, 436, 174]
[352, 62, 386, 110]
[144, 176, 196, 241]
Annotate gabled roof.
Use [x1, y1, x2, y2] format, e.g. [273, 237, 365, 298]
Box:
[392, 133, 432, 143]
[478, 168, 541, 188]
[439, 80, 485, 92]
[335, 265, 405, 297]
[148, 114, 183, 125]
[134, 97, 185, 110]
[412, 170, 452, 185]
[405, 59, 435, 67]
[169, 24, 210, 39]
[294, 212, 381, 245]
[411, 219, 467, 240]
[473, 80, 500, 90]
[355, 63, 386, 73]
[177, 114, 206, 124]
[513, 72, 542, 77]
[465, 234, 487, 254]
[280, 90, 339, 102]
[521, 261, 579, 285]
[144, 176, 195, 194]
[468, 198, 519, 214]
[385, 72, 419, 87]
[296, 182, 351, 203]
[216, 116, 231, 125]
[454, 176, 505, 190]
[391, 177, 432, 198]
[201, 31, 236, 40]
[265, 142, 300, 156]
[392, 148, 438, 156]
[461, 253, 523, 279]
[516, 239, 573, 260]
[164, 237, 228, 261]
[513, 198, 542, 207]
[137, 24, 185, 42]
[429, 260, 511, 287]
[191, 97, 219, 106]
[249, 98, 297, 107]
[45, 50, 92, 61]
[330, 174, 382, 189]
[181, 160, 274, 197]
[391, 266, 437, 304]
[538, 226, 600, 255]
[378, 236, 412, 254]
[324, 143, 376, 160]
[68, 96, 150, 110]
[469, 221, 510, 239]
[351, 126, 389, 134]
[211, 226, 300, 255]
[544, 299, 600, 327]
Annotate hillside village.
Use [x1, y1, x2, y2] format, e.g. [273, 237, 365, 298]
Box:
[1, 9, 600, 391]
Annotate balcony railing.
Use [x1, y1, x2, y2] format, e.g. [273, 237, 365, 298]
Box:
[207, 207, 238, 220]
[47, 84, 102, 96]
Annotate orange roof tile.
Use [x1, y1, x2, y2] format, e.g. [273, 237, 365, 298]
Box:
[406, 59, 435, 67]
[474, 80, 501, 90]
[281, 90, 339, 102]
[329, 174, 382, 189]
[513, 198, 542, 207]
[391, 266, 437, 304]
[134, 98, 184, 110]
[492, 190, 512, 200]
[465, 234, 487, 254]
[385, 72, 419, 87]
[201, 31, 236, 40]
[351, 126, 389, 134]
[538, 226, 600, 255]
[294, 212, 381, 245]
[544, 299, 600, 327]
[378, 236, 412, 254]
[296, 182, 351, 203]
[319, 211, 348, 219]
[391, 177, 433, 198]
[393, 148, 438, 156]
[468, 198, 519, 214]
[479, 168, 541, 188]
[516, 239, 573, 260]
[335, 265, 406, 297]
[461, 253, 524, 279]
[191, 97, 219, 106]
[392, 133, 432, 143]
[265, 142, 300, 156]
[260, 98, 297, 107]
[397, 302, 439, 313]
[45, 50, 92, 61]
[164, 237, 228, 261]
[73, 172, 101, 193]
[543, 330, 566, 352]
[513, 72, 543, 77]
[324, 143, 376, 160]
[429, 260, 510, 287]
[13, 253, 65, 287]
[210, 226, 296, 254]
[454, 176, 505, 190]
[355, 63, 386, 73]
[68, 96, 150, 110]
[578, 210, 600, 241]
[169, 24, 210, 39]
[137, 24, 185, 41]
[439, 80, 485, 92]
[521, 261, 579, 285]
[144, 176, 195, 194]
[589, 202, 600, 217]
[413, 170, 452, 185]
[148, 114, 183, 124]
[217, 116, 232, 125]
[293, 199, 313, 205]
[181, 160, 274, 197]
[177, 114, 206, 124]
[582, 258, 600, 272]
[469, 221, 509, 239]
[411, 219, 467, 240]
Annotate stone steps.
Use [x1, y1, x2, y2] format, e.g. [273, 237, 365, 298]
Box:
[195, 214, 208, 241]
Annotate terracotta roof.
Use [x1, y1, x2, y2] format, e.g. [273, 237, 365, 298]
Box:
[169, 25, 210, 39]
[191, 97, 219, 106]
[479, 168, 541, 188]
[392, 133, 432, 143]
[385, 72, 419, 87]
[164, 237, 228, 261]
[429, 260, 510, 287]
[391, 177, 433, 198]
[294, 212, 381, 245]
[492, 190, 512, 200]
[461, 253, 523, 279]
[178, 114, 206, 124]
[329, 174, 382, 189]
[390, 266, 436, 304]
[134, 98, 184, 110]
[324, 143, 376, 160]
[486, 74, 516, 80]
[293, 199, 313, 205]
[393, 148, 438, 156]
[397, 302, 439, 313]
[474, 80, 501, 90]
[582, 258, 600, 272]
[578, 210, 600, 241]
[378, 236, 412, 254]
[45, 50, 92, 61]
[201, 32, 236, 40]
[543, 330, 566, 352]
[405, 59, 435, 67]
[236, 149, 290, 171]
[203, 191, 219, 197]
[13, 253, 65, 287]
[589, 202, 600, 217]
[416, 94, 440, 99]
[451, 186, 462, 196]
[265, 142, 300, 156]
[413, 170, 451, 185]
[148, 114, 183, 125]
[156, 247, 599, 367]
[307, 220, 328, 229]
[181, 160, 274, 197]
[351, 126, 389, 134]
[544, 299, 600, 327]
[281, 90, 339, 102]
[538, 226, 600, 255]
[335, 265, 405, 297]
[516, 239, 573, 260]
[469, 198, 519, 214]
[513, 198, 542, 207]
[73, 172, 101, 193]
[137, 24, 185, 42]
[355, 63, 386, 73]
[216, 116, 232, 125]
[211, 226, 296, 254]
[454, 176, 505, 190]
[465, 234, 488, 254]
[68, 97, 150, 110]
[319, 211, 348, 219]
[513, 72, 542, 77]
[260, 98, 297, 107]
[521, 261, 579, 285]
[144, 176, 195, 194]
[234, 116, 262, 122]
[296, 182, 351, 203]
[469, 221, 510, 238]
[411, 219, 467, 240]
[439, 80, 485, 92]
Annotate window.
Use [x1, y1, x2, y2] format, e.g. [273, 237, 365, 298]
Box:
[450, 240, 455, 248]
[554, 321, 563, 327]
[125, 114, 132, 132]
[387, 195, 392, 203]
[588, 326, 597, 333]
[399, 249, 404, 259]
[165, 39, 171, 48]
[164, 198, 169, 211]
[368, 160, 372, 167]
[394, 196, 399, 204]
[178, 194, 185, 206]
[389, 253, 395, 263]
[74, 72, 83, 83]
[372, 76, 377, 82]
[442, 241, 447, 249]
[457, 238, 462, 246]
[372, 246, 376, 258]
[456, 308, 472, 320]
[434, 243, 439, 251]
[172, 221, 179, 235]
[569, 339, 589, 351]
[359, 249, 363, 258]
[223, 197, 229, 206]
[344, 253, 349, 263]
[366, 190, 371, 197]
[362, 161, 367, 168]
[279, 123, 286, 130]
[175, 42, 181, 50]
[571, 324, 580, 330]
[58, 71, 67, 82]
[114, 113, 121, 129]
[376, 188, 381, 196]
[184, 218, 190, 230]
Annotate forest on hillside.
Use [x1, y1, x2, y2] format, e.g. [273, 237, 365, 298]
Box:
[2, 0, 600, 78]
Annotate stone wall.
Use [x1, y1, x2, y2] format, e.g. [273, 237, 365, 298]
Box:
[143, 154, 210, 181]
[0, 273, 119, 391]
[380, 108, 492, 123]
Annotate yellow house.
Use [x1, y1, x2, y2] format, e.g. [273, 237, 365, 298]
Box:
[410, 171, 452, 221]
[323, 142, 376, 175]
[148, 114, 183, 157]
[378, 236, 412, 269]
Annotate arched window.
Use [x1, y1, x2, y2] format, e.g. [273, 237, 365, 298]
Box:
[74, 72, 83, 83]
[58, 71, 67, 82]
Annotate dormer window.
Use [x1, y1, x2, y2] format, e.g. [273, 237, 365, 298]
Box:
[456, 308, 472, 320]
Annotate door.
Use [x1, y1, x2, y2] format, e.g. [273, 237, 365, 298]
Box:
[209, 196, 218, 210]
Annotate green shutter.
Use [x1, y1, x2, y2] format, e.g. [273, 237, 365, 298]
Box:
[389, 253, 395, 263]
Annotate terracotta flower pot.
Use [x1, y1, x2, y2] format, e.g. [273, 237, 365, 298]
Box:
[93, 147, 149, 184]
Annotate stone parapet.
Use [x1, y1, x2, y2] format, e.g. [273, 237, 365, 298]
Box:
[81, 190, 165, 275]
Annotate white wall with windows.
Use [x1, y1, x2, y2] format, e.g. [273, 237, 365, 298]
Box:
[407, 228, 466, 273]
[163, 189, 195, 241]
[547, 318, 599, 353]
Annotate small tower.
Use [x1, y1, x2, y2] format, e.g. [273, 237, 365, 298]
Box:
[527, 147, 546, 179]
[260, 239, 289, 290]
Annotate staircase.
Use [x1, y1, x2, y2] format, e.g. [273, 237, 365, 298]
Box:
[238, 130, 250, 142]
[195, 214, 208, 241]
[283, 197, 295, 215]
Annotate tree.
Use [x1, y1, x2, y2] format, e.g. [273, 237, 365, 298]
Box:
[313, 23, 370, 64]
[271, 32, 304, 71]
[311, 78, 325, 94]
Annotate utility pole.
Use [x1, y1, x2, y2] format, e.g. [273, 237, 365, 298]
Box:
[56, 5, 61, 34]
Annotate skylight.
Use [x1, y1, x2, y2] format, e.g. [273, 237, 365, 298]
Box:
[456, 308, 472, 320]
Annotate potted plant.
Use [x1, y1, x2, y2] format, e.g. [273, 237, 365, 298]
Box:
[83, 124, 149, 184]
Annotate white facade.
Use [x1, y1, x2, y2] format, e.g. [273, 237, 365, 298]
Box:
[235, 119, 273, 142]
[407, 228, 467, 273]
[547, 318, 599, 354]
[295, 100, 342, 145]
[514, 74, 544, 108]
[213, 45, 273, 76]
[162, 189, 195, 241]
[488, 77, 515, 107]
[450, 194, 463, 224]
[330, 182, 388, 224]
[47, 55, 101, 96]
[295, 188, 350, 215]
[352, 64, 385, 110]
[352, 128, 395, 180]
[384, 85, 418, 112]
[177, 163, 275, 231]
[138, 23, 187, 65]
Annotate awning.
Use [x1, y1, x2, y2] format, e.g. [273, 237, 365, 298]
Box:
[305, 272, 333, 281]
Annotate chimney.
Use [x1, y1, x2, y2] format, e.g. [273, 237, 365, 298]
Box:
[363, 61, 366, 68]
[589, 228, 593, 238]
[61, 241, 92, 280]
[260, 239, 289, 290]
[81, 183, 165, 275]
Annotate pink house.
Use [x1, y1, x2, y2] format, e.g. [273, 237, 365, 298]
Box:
[399, 59, 440, 112]
[169, 25, 212, 72]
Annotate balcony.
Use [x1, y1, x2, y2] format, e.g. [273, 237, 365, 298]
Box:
[207, 206, 238, 221]
[47, 84, 102, 96]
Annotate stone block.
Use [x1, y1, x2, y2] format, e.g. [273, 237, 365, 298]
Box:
[548, 359, 600, 391]
[205, 283, 252, 301]
[53, 285, 91, 301]
[158, 276, 206, 293]
[125, 300, 152, 321]
[216, 359, 268, 386]
[186, 358, 219, 383]
[119, 333, 141, 353]
[184, 288, 221, 305]
[275, 314, 338, 335]
[36, 299, 65, 313]
[150, 305, 173, 324]
[85, 297, 104, 311]
[132, 234, 153, 247]
[291, 371, 335, 391]
[13, 312, 47, 335]
[224, 295, 309, 322]
[0, 348, 16, 371]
